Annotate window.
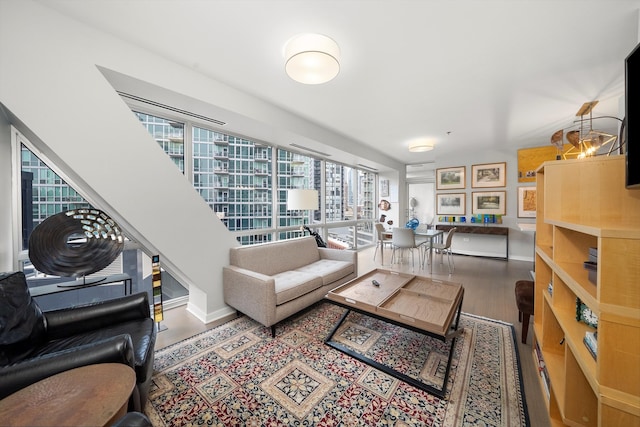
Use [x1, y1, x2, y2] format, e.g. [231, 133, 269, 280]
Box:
[276, 149, 320, 237]
[134, 112, 185, 173]
[129, 105, 377, 248]
[20, 144, 91, 250]
[14, 135, 186, 309]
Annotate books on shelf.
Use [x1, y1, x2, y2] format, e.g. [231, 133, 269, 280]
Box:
[584, 331, 598, 361]
[534, 340, 551, 400]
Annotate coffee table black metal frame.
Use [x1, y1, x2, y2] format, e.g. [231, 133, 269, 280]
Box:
[324, 293, 464, 399]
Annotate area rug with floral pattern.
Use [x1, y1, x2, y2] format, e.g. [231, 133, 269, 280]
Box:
[146, 302, 529, 426]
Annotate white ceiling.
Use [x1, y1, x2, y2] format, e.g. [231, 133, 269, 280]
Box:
[39, 0, 639, 167]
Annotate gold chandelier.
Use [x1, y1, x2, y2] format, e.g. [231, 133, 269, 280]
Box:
[550, 101, 619, 160]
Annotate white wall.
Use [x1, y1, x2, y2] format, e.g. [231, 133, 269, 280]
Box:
[408, 182, 436, 226]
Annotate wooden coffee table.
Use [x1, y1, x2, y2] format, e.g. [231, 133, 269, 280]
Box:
[0, 363, 136, 427]
[325, 268, 464, 398]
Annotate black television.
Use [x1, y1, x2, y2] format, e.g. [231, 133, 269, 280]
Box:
[625, 42, 640, 189]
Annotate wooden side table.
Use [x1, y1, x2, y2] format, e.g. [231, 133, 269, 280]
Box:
[0, 363, 136, 427]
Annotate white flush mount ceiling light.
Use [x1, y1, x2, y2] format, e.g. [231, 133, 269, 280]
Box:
[285, 33, 340, 84]
[408, 139, 435, 152]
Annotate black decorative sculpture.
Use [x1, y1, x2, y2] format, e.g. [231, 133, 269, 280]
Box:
[28, 209, 124, 281]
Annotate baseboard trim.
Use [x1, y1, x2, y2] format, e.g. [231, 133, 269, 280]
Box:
[187, 302, 236, 324]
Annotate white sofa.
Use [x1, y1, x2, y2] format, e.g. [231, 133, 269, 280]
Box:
[223, 236, 357, 336]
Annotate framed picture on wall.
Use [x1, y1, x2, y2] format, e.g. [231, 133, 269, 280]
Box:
[472, 191, 506, 215]
[518, 186, 537, 218]
[471, 162, 506, 188]
[380, 179, 389, 197]
[436, 166, 466, 190]
[436, 193, 466, 215]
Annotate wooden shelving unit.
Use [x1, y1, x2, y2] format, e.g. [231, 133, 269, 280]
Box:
[534, 156, 640, 426]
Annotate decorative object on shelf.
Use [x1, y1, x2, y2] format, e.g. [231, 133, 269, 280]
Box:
[436, 166, 466, 190]
[583, 247, 598, 285]
[472, 191, 506, 215]
[28, 209, 124, 283]
[583, 261, 597, 285]
[517, 187, 537, 218]
[469, 214, 503, 224]
[379, 214, 387, 223]
[550, 129, 565, 159]
[284, 33, 340, 85]
[584, 331, 598, 360]
[550, 101, 622, 160]
[436, 193, 466, 215]
[386, 220, 394, 226]
[576, 298, 599, 328]
[471, 162, 506, 188]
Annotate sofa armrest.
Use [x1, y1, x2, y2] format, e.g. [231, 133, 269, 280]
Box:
[0, 334, 135, 400]
[223, 266, 277, 327]
[44, 292, 150, 340]
[318, 247, 358, 265]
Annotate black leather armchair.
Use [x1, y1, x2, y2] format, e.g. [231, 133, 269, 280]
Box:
[0, 271, 157, 412]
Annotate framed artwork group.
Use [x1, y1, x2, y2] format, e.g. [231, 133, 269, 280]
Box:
[436, 162, 508, 216]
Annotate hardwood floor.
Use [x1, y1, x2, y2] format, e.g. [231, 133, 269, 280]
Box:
[155, 247, 550, 426]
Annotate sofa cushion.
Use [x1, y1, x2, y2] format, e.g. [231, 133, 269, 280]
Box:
[0, 271, 46, 364]
[295, 259, 355, 286]
[229, 236, 320, 276]
[273, 271, 323, 306]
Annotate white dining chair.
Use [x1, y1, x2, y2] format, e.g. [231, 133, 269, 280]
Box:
[432, 227, 457, 273]
[391, 227, 420, 269]
[373, 223, 392, 262]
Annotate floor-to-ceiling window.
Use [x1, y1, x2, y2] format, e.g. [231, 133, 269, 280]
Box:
[131, 106, 377, 251]
[276, 149, 320, 241]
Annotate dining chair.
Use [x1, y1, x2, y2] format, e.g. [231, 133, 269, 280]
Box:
[391, 227, 420, 269]
[413, 224, 431, 267]
[373, 223, 392, 261]
[432, 227, 457, 273]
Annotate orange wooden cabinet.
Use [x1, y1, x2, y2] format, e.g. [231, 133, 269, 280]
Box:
[533, 156, 640, 426]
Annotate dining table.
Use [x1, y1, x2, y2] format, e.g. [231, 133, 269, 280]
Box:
[381, 228, 444, 274]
